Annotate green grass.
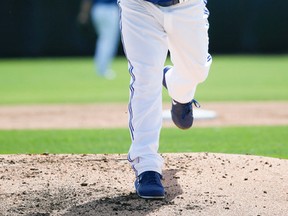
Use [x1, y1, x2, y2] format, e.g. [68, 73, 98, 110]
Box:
[196, 55, 288, 101]
[0, 55, 287, 104]
[0, 56, 287, 159]
[0, 126, 287, 159]
[0, 58, 130, 104]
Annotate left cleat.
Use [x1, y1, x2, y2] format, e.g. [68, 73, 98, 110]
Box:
[162, 66, 201, 129]
[170, 99, 200, 129]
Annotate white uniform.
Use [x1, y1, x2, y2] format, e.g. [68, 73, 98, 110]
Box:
[118, 0, 212, 176]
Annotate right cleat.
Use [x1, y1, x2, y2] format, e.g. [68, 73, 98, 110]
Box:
[134, 171, 165, 199]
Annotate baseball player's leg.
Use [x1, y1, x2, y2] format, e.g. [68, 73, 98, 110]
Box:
[119, 0, 167, 176]
[164, 0, 212, 103]
[91, 4, 120, 77]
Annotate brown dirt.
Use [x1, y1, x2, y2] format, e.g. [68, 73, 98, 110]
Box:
[0, 101, 287, 129]
[0, 153, 287, 216]
[0, 102, 288, 215]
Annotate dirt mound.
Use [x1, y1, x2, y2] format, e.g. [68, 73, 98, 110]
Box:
[0, 153, 287, 216]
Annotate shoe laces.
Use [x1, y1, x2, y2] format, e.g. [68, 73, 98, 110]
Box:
[180, 99, 200, 119]
[192, 99, 201, 108]
[139, 172, 161, 185]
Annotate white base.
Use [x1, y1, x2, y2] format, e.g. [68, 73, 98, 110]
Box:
[163, 109, 217, 121]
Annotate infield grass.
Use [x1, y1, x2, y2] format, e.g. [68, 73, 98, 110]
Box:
[0, 126, 287, 159]
[0, 55, 287, 104]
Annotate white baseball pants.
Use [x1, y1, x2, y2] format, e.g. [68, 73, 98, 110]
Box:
[119, 0, 212, 176]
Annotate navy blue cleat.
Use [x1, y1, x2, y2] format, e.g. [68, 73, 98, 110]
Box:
[135, 171, 165, 199]
[163, 66, 201, 129]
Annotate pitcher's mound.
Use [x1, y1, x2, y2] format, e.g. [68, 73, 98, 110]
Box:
[0, 153, 287, 216]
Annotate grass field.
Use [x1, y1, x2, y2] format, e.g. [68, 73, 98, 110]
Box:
[0, 55, 287, 104]
[0, 126, 287, 159]
[0, 55, 287, 157]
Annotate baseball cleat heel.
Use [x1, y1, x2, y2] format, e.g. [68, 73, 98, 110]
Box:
[135, 171, 165, 199]
[162, 66, 201, 129]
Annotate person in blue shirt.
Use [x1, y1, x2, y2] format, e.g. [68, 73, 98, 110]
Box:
[78, 0, 120, 79]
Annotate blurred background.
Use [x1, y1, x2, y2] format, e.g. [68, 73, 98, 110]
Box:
[0, 0, 287, 58]
[0, 0, 287, 157]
